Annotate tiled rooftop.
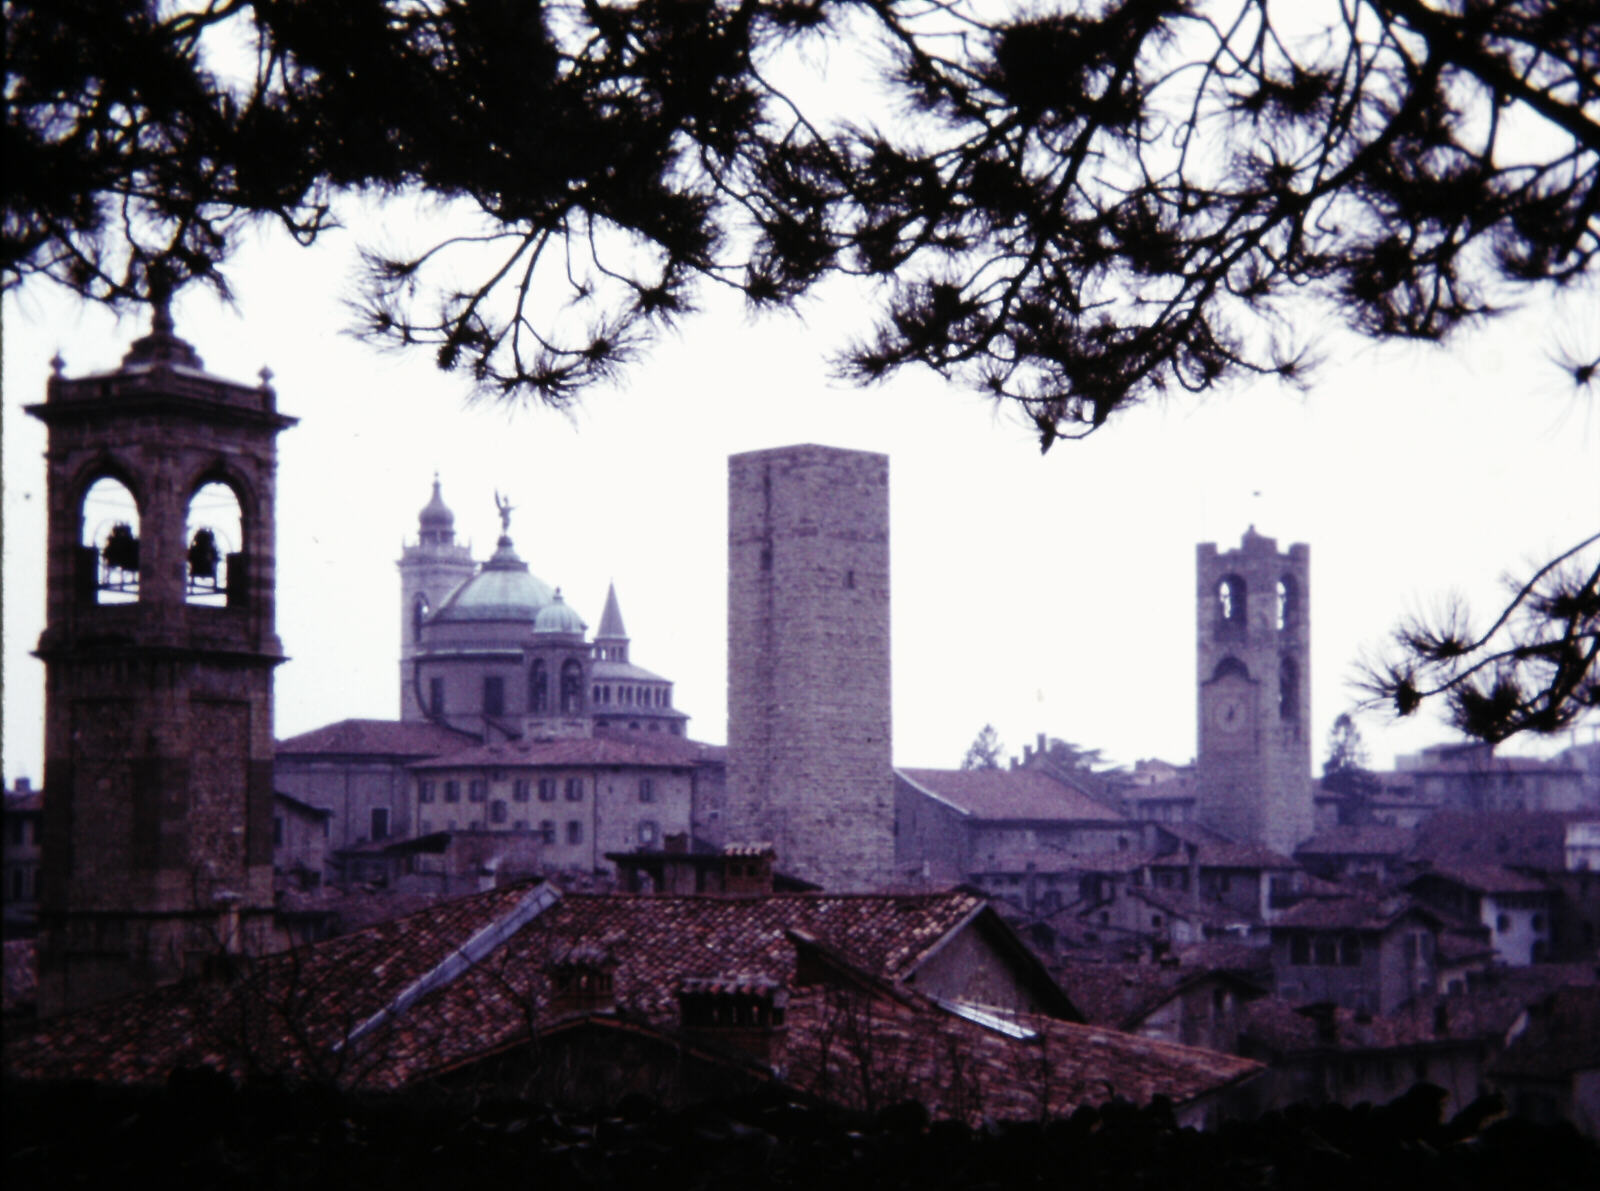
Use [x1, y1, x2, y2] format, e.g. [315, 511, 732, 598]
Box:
[5, 883, 1261, 1117]
[276, 718, 479, 758]
[898, 768, 1127, 822]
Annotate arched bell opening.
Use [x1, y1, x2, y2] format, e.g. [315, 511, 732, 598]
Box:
[79, 476, 142, 604]
[184, 481, 245, 606]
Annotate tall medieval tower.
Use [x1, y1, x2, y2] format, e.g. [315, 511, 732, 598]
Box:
[726, 445, 894, 891]
[28, 307, 294, 1015]
[1195, 528, 1313, 856]
[398, 477, 474, 720]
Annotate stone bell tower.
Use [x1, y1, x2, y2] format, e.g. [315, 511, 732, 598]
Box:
[28, 305, 295, 1015]
[398, 475, 474, 720]
[1195, 527, 1313, 856]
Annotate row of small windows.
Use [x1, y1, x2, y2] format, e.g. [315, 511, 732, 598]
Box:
[427, 669, 674, 719]
[1287, 933, 1364, 966]
[591, 683, 669, 708]
[422, 777, 589, 803]
[1215, 574, 1300, 633]
[80, 476, 248, 606]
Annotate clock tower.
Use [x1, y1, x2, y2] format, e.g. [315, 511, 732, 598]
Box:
[1195, 528, 1312, 855]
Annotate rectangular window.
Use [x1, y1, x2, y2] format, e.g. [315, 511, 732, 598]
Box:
[639, 778, 654, 803]
[469, 780, 487, 803]
[540, 820, 556, 844]
[638, 820, 659, 845]
[483, 676, 504, 716]
[444, 781, 460, 803]
[419, 780, 435, 803]
[513, 819, 527, 831]
[429, 677, 444, 716]
[513, 779, 530, 803]
[538, 778, 556, 802]
[490, 800, 508, 824]
[566, 820, 583, 844]
[565, 778, 583, 802]
[371, 807, 389, 841]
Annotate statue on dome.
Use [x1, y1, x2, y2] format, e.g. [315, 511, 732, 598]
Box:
[494, 490, 514, 534]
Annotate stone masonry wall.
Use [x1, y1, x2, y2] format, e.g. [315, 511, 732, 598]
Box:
[726, 446, 894, 891]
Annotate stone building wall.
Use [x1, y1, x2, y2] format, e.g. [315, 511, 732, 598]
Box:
[726, 445, 894, 892]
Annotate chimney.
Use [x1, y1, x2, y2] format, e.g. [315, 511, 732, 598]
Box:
[679, 975, 788, 1066]
[545, 944, 618, 1017]
[723, 843, 776, 895]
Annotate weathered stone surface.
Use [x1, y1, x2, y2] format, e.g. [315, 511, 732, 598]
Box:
[726, 445, 895, 891]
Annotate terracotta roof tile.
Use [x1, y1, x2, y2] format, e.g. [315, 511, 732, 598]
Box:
[897, 769, 1127, 822]
[276, 719, 479, 758]
[1408, 862, 1551, 895]
[1411, 811, 1586, 871]
[1295, 826, 1415, 857]
[1270, 893, 1440, 932]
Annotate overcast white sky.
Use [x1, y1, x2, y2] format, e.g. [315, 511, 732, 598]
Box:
[3, 210, 1598, 784]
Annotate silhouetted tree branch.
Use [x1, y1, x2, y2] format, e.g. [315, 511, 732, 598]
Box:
[1358, 534, 1600, 741]
[7, 1, 1595, 737]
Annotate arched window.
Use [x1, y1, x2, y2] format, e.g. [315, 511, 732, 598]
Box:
[184, 481, 244, 606]
[528, 660, 548, 713]
[412, 594, 430, 644]
[560, 659, 584, 713]
[1279, 655, 1299, 721]
[80, 476, 141, 603]
[1217, 574, 1247, 631]
[1212, 656, 1250, 682]
[1277, 574, 1298, 631]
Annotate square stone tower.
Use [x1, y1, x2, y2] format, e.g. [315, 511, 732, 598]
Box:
[726, 445, 894, 891]
[1195, 528, 1313, 856]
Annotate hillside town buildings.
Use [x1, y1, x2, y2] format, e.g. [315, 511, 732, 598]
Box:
[5, 314, 1598, 1135]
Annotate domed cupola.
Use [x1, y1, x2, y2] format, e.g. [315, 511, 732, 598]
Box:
[430, 493, 553, 624]
[534, 588, 587, 636]
[418, 473, 456, 545]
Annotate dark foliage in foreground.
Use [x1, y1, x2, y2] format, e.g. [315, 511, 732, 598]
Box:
[6, 1, 1596, 742]
[6, 1074, 1599, 1190]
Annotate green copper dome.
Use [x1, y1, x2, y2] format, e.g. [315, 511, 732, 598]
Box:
[433, 535, 553, 623]
[533, 588, 586, 635]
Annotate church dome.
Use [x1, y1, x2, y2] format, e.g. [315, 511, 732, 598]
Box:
[432, 536, 553, 623]
[533, 588, 586, 635]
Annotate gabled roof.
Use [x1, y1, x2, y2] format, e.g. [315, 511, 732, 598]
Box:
[277, 719, 478, 759]
[1295, 826, 1414, 858]
[1490, 986, 1600, 1080]
[897, 768, 1127, 823]
[6, 886, 997, 1089]
[408, 735, 720, 770]
[273, 790, 334, 819]
[1406, 862, 1551, 896]
[1270, 893, 1443, 932]
[1412, 811, 1585, 871]
[1149, 839, 1298, 871]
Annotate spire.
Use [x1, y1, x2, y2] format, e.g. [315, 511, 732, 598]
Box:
[597, 582, 628, 640]
[594, 583, 629, 662]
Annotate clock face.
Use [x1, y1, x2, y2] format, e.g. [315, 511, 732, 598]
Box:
[1210, 690, 1251, 737]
